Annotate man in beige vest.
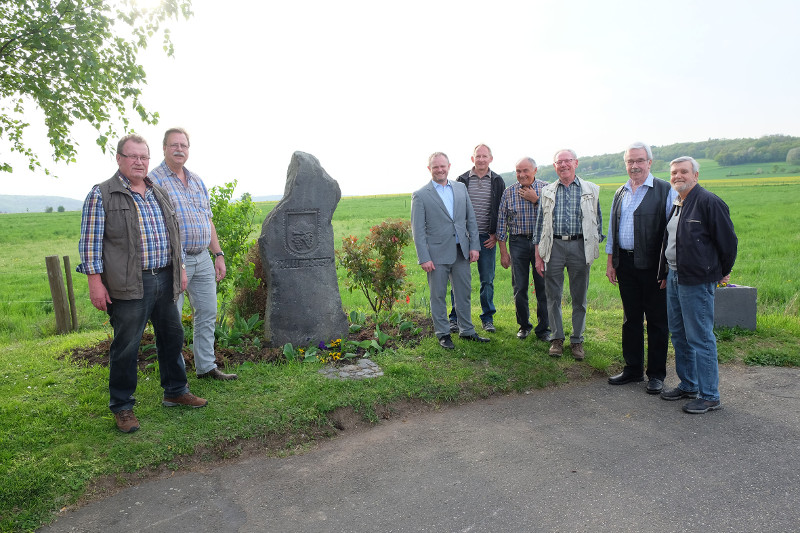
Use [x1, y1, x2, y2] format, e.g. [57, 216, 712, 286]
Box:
[533, 149, 603, 360]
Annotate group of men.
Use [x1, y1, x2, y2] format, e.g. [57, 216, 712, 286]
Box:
[78, 129, 235, 434]
[412, 143, 737, 415]
[80, 134, 737, 434]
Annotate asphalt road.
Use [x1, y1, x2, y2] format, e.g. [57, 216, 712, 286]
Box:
[39, 365, 800, 533]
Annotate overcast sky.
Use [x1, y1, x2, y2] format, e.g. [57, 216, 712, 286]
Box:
[5, 0, 800, 201]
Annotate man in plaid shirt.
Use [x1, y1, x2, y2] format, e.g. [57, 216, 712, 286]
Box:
[149, 127, 236, 381]
[77, 134, 207, 433]
[496, 157, 551, 342]
[534, 149, 603, 360]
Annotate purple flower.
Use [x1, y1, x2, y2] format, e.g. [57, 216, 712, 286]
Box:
[318, 341, 327, 349]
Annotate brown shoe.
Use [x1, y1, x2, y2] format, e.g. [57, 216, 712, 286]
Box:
[571, 342, 585, 360]
[162, 392, 208, 408]
[114, 409, 140, 433]
[549, 339, 563, 357]
[198, 367, 238, 380]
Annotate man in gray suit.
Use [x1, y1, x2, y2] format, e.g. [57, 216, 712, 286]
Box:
[411, 152, 490, 349]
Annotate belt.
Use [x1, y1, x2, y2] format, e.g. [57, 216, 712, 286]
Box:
[144, 264, 171, 275]
[553, 234, 583, 241]
[511, 233, 533, 240]
[619, 248, 635, 255]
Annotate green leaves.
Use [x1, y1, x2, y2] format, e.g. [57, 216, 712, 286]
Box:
[0, 0, 194, 175]
[336, 219, 412, 314]
[208, 180, 258, 304]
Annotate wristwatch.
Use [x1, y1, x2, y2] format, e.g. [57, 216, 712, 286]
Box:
[214, 251, 225, 258]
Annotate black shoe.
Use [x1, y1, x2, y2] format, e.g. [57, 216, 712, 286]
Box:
[608, 372, 645, 385]
[460, 333, 490, 343]
[536, 333, 551, 342]
[439, 335, 455, 349]
[517, 327, 532, 339]
[482, 322, 496, 333]
[449, 321, 458, 333]
[682, 398, 722, 414]
[646, 378, 664, 394]
[660, 387, 698, 401]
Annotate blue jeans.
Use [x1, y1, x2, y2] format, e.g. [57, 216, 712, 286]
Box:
[666, 269, 720, 401]
[178, 252, 219, 375]
[107, 268, 189, 412]
[450, 233, 496, 324]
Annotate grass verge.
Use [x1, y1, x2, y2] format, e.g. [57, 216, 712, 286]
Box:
[2, 308, 799, 532]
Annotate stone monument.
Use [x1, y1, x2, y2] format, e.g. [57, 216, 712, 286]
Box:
[258, 151, 349, 347]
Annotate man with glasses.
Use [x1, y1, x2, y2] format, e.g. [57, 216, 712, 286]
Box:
[149, 128, 237, 381]
[605, 142, 676, 394]
[78, 134, 207, 433]
[533, 149, 603, 360]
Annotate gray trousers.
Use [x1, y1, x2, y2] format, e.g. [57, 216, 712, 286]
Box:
[428, 246, 475, 338]
[177, 252, 219, 375]
[544, 239, 590, 344]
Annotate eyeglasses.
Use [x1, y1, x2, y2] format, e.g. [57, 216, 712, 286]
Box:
[625, 159, 648, 165]
[119, 154, 150, 162]
[168, 143, 189, 150]
[555, 159, 575, 165]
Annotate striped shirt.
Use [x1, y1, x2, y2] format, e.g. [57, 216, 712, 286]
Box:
[465, 170, 493, 233]
[148, 161, 212, 254]
[77, 174, 172, 274]
[496, 179, 548, 242]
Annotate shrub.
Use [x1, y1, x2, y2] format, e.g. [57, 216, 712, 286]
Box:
[209, 180, 258, 304]
[337, 219, 411, 314]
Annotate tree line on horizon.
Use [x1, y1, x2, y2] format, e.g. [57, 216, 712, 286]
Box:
[534, 134, 800, 181]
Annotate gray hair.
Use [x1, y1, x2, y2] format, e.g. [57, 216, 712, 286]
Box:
[163, 127, 190, 148]
[624, 141, 652, 161]
[428, 152, 450, 166]
[553, 148, 578, 162]
[670, 156, 700, 173]
[517, 157, 538, 170]
[117, 134, 149, 155]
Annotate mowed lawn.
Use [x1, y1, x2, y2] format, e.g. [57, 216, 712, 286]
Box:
[1, 173, 799, 531]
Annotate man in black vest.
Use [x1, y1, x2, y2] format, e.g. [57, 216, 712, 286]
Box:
[605, 142, 676, 393]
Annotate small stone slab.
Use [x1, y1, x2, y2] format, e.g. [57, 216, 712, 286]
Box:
[319, 359, 384, 380]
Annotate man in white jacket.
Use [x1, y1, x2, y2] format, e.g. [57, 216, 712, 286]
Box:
[534, 149, 603, 360]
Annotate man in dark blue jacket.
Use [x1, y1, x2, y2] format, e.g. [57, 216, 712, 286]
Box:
[658, 156, 737, 414]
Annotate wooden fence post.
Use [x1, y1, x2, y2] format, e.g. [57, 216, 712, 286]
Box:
[63, 255, 79, 331]
[45, 256, 71, 334]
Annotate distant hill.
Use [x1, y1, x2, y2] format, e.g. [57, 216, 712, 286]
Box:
[0, 195, 83, 214]
[0, 194, 283, 213]
[252, 195, 282, 202]
[536, 134, 800, 181]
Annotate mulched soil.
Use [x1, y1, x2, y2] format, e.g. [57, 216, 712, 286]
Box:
[67, 314, 434, 371]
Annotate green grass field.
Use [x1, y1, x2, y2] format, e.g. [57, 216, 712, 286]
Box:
[1, 176, 799, 531]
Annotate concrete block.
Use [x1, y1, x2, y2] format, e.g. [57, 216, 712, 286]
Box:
[714, 285, 757, 330]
